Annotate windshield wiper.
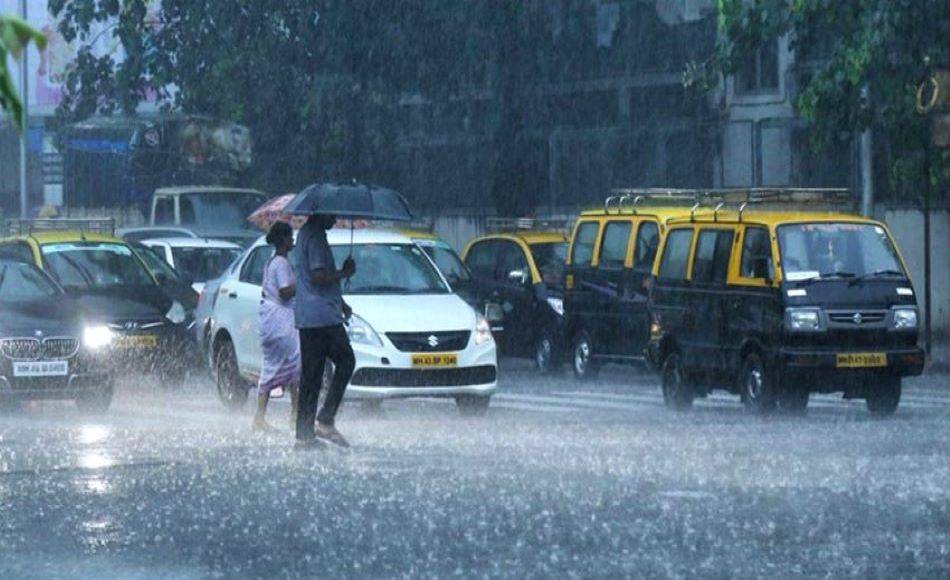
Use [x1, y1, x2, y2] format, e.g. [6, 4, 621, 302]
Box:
[848, 269, 905, 286]
[796, 271, 856, 286]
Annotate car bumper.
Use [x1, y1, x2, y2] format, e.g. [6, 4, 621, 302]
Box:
[779, 346, 925, 377]
[346, 339, 498, 399]
[102, 323, 199, 371]
[0, 372, 110, 399]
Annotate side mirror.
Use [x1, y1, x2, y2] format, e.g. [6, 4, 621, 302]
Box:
[484, 302, 504, 322]
[507, 269, 529, 286]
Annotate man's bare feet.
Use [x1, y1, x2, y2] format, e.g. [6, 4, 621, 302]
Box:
[313, 423, 350, 448]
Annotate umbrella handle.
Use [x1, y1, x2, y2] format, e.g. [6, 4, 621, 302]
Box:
[344, 222, 354, 290]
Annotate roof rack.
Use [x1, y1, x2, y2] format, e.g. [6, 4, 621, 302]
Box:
[486, 217, 573, 233]
[603, 187, 852, 221]
[5, 218, 116, 237]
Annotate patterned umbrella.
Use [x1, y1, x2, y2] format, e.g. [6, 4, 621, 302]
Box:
[247, 194, 306, 230]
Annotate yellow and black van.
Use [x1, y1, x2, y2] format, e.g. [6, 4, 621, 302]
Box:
[564, 192, 694, 379]
[647, 189, 925, 416]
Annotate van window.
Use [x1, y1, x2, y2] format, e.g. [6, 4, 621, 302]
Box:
[571, 222, 599, 266]
[658, 229, 693, 280]
[692, 230, 734, 284]
[154, 197, 174, 224]
[599, 222, 631, 268]
[633, 221, 659, 272]
[740, 227, 773, 280]
[180, 197, 197, 224]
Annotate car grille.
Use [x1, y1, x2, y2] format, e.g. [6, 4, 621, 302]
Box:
[107, 319, 166, 331]
[827, 310, 887, 325]
[350, 365, 496, 387]
[1, 337, 79, 360]
[386, 331, 471, 352]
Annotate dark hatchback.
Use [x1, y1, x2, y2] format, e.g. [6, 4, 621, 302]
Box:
[0, 260, 113, 411]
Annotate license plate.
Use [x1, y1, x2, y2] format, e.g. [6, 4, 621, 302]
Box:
[836, 352, 887, 368]
[411, 353, 458, 368]
[115, 334, 158, 349]
[13, 360, 68, 377]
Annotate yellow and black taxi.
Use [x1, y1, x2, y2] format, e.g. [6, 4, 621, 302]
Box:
[0, 220, 198, 383]
[462, 220, 569, 371]
[0, 258, 114, 411]
[564, 193, 693, 380]
[647, 190, 925, 416]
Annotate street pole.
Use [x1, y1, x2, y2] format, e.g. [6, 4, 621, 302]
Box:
[860, 87, 874, 216]
[18, 0, 29, 219]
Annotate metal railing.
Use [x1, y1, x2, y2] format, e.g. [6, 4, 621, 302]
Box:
[5, 218, 116, 237]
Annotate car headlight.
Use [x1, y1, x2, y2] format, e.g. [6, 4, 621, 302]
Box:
[546, 297, 564, 316]
[892, 307, 918, 330]
[83, 325, 114, 350]
[346, 314, 383, 347]
[165, 300, 187, 325]
[475, 314, 493, 345]
[785, 307, 823, 332]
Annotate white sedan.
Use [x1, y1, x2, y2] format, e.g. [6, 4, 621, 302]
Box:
[140, 237, 243, 293]
[206, 228, 497, 415]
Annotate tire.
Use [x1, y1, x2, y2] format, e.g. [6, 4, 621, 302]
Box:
[740, 352, 777, 414]
[215, 339, 249, 410]
[571, 331, 600, 381]
[778, 386, 810, 415]
[534, 330, 560, 374]
[76, 380, 114, 414]
[661, 352, 694, 410]
[866, 376, 901, 417]
[456, 394, 490, 416]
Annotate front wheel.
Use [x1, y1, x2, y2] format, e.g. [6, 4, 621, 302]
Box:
[456, 394, 490, 416]
[866, 376, 901, 417]
[661, 352, 694, 410]
[740, 352, 777, 414]
[215, 340, 249, 410]
[571, 331, 600, 381]
[76, 380, 114, 413]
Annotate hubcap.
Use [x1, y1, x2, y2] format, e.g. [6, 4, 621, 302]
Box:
[747, 367, 763, 401]
[574, 341, 589, 374]
[537, 338, 551, 368]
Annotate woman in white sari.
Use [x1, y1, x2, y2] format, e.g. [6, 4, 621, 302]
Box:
[253, 221, 300, 431]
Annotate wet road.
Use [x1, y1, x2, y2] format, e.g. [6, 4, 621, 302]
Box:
[2, 362, 949, 578]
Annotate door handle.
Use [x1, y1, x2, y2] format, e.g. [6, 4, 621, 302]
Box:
[228, 292, 238, 299]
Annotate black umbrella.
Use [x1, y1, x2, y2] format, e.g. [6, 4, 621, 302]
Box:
[284, 182, 413, 222]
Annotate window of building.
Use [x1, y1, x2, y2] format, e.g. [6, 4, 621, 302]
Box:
[692, 230, 735, 284]
[735, 37, 779, 94]
[571, 222, 600, 267]
[658, 229, 693, 280]
[599, 222, 631, 268]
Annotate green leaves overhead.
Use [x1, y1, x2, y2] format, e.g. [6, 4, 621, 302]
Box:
[0, 14, 47, 129]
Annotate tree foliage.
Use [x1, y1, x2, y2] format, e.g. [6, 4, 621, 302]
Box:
[708, 0, 949, 200]
[49, 0, 569, 213]
[0, 13, 46, 129]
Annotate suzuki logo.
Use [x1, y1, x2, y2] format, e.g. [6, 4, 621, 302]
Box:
[427, 335, 440, 348]
[852, 313, 863, 325]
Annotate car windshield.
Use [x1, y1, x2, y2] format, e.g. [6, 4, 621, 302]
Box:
[172, 247, 243, 283]
[416, 241, 470, 285]
[0, 261, 60, 302]
[180, 192, 267, 231]
[531, 242, 568, 287]
[41, 242, 155, 291]
[777, 223, 906, 281]
[330, 243, 449, 294]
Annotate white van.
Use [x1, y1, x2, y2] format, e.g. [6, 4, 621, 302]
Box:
[206, 228, 497, 415]
[149, 186, 268, 247]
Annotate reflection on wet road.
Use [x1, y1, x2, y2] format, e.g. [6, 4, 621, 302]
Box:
[1, 362, 949, 577]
